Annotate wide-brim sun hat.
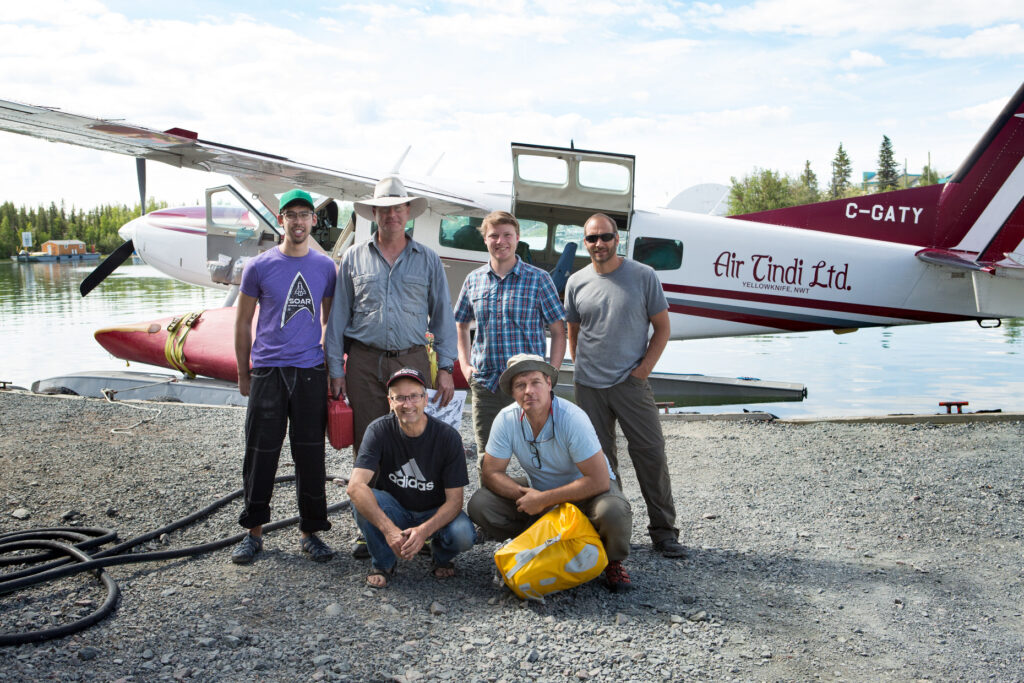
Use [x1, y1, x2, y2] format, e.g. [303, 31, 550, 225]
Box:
[498, 353, 559, 396]
[354, 176, 429, 222]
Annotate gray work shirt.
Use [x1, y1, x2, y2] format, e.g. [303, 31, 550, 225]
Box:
[564, 258, 668, 388]
[325, 235, 456, 378]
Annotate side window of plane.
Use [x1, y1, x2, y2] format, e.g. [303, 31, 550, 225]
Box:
[439, 215, 487, 252]
[633, 237, 683, 271]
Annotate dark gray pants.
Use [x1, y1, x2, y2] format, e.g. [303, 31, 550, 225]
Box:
[469, 376, 514, 454]
[239, 365, 330, 534]
[468, 476, 633, 562]
[575, 377, 678, 544]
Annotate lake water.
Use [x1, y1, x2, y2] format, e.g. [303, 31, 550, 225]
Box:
[1, 260, 1021, 418]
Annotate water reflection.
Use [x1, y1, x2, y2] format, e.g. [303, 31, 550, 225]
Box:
[1, 261, 226, 388]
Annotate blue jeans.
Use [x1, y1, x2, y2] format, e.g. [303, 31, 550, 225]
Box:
[352, 489, 475, 571]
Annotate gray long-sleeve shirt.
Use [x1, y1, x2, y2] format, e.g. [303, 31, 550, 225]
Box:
[325, 235, 456, 378]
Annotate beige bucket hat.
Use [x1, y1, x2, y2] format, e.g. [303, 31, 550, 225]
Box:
[353, 176, 428, 221]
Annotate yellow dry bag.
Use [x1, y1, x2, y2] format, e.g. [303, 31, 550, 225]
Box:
[494, 503, 608, 600]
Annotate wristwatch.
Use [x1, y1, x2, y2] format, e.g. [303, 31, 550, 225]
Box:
[439, 365, 454, 374]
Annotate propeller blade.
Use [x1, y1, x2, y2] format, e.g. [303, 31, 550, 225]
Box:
[79, 239, 135, 297]
[136, 157, 147, 215]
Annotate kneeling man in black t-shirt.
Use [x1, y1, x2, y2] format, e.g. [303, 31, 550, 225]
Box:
[347, 368, 474, 589]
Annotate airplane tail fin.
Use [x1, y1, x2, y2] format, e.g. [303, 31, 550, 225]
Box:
[935, 82, 1024, 261]
[731, 82, 1024, 265]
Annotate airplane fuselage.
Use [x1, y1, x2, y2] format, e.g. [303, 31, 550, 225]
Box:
[123, 197, 1020, 342]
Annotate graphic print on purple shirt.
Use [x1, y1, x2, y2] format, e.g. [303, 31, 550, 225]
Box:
[282, 271, 316, 327]
[240, 248, 337, 368]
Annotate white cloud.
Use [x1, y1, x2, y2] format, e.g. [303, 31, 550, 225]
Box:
[693, 0, 1024, 36]
[948, 97, 1011, 124]
[907, 23, 1024, 58]
[839, 50, 885, 70]
[0, 0, 1017, 212]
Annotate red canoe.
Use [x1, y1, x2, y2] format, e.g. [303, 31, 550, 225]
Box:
[94, 307, 470, 388]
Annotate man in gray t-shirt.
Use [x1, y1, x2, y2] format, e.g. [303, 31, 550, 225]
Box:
[564, 213, 685, 558]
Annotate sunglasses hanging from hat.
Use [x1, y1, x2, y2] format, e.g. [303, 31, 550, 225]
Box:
[519, 406, 554, 470]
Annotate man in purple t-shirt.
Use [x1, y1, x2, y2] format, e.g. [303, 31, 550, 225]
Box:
[230, 188, 339, 565]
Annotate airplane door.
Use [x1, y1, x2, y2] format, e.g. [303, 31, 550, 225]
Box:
[511, 143, 634, 272]
[204, 185, 281, 287]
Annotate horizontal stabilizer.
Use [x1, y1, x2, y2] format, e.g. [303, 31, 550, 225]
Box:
[915, 248, 994, 273]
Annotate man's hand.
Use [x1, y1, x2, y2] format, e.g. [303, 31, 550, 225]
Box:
[515, 487, 551, 516]
[384, 527, 405, 557]
[460, 363, 474, 385]
[399, 526, 430, 560]
[329, 376, 347, 400]
[433, 369, 455, 406]
[237, 373, 251, 397]
[629, 365, 652, 381]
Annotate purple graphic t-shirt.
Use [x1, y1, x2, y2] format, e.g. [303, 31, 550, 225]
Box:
[240, 247, 337, 368]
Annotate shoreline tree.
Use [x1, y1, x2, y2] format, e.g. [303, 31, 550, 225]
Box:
[876, 135, 899, 191]
[792, 160, 820, 205]
[0, 200, 167, 257]
[828, 143, 852, 199]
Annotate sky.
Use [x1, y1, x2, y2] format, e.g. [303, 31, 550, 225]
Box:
[1, 0, 1022, 212]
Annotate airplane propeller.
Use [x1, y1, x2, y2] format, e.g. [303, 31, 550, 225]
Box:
[79, 158, 146, 296]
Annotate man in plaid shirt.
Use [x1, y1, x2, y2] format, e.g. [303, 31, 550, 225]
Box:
[454, 211, 566, 459]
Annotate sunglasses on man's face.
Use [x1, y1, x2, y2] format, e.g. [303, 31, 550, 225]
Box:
[584, 232, 616, 243]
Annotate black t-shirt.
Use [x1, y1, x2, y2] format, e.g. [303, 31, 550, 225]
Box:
[355, 413, 468, 512]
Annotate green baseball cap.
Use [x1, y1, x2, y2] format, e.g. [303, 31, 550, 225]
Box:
[278, 189, 315, 212]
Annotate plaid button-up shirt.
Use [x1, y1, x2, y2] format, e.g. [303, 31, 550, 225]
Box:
[454, 257, 565, 392]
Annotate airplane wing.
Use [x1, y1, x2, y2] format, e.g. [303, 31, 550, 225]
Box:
[0, 98, 490, 217]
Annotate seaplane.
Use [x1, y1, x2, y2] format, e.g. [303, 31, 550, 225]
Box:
[2, 83, 1023, 406]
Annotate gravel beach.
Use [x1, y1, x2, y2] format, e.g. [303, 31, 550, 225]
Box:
[1, 391, 1022, 682]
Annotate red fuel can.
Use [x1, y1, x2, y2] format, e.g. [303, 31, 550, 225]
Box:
[327, 397, 354, 449]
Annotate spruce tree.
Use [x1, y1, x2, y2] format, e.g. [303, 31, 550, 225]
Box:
[920, 164, 939, 186]
[877, 135, 899, 191]
[828, 143, 852, 199]
[792, 160, 820, 204]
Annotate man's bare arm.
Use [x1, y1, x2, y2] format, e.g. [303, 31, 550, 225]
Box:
[631, 309, 670, 380]
[567, 322, 580, 363]
[514, 451, 610, 516]
[234, 293, 258, 397]
[548, 320, 567, 370]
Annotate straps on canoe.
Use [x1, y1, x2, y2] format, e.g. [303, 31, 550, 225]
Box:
[164, 311, 203, 378]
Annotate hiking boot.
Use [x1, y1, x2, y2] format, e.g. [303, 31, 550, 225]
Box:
[231, 533, 263, 565]
[352, 536, 370, 559]
[653, 538, 687, 558]
[300, 534, 335, 562]
[604, 560, 632, 593]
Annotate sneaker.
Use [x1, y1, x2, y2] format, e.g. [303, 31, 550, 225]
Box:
[653, 538, 687, 558]
[300, 534, 335, 562]
[604, 560, 632, 593]
[231, 533, 263, 565]
[352, 536, 370, 559]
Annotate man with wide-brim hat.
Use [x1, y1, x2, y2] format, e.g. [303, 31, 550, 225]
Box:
[325, 174, 457, 502]
[351, 176, 428, 222]
[467, 353, 635, 593]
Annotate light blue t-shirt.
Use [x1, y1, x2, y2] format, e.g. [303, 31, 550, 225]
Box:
[486, 397, 614, 491]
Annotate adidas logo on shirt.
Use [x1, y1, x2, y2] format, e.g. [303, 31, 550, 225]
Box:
[388, 459, 435, 491]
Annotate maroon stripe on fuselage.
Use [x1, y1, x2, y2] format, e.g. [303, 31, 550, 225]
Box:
[663, 283, 965, 323]
[666, 302, 829, 331]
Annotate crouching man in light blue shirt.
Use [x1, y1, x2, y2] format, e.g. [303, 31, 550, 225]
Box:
[467, 354, 634, 592]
